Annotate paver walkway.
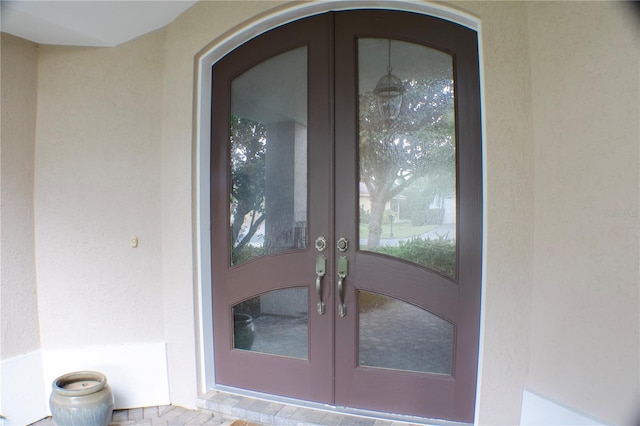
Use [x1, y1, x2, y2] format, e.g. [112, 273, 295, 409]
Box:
[30, 405, 258, 426]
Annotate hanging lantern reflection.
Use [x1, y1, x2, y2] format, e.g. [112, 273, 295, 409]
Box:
[373, 39, 404, 123]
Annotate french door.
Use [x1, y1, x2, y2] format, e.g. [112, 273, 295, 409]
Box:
[211, 10, 482, 423]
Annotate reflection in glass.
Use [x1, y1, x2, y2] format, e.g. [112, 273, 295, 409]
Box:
[358, 38, 456, 277]
[232, 288, 308, 359]
[358, 291, 453, 374]
[230, 47, 308, 266]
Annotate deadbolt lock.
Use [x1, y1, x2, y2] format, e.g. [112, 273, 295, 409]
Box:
[337, 237, 349, 252]
[315, 236, 327, 252]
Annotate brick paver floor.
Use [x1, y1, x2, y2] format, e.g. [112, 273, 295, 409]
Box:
[30, 405, 260, 426]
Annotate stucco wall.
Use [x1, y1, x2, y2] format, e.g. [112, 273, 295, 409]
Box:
[34, 30, 166, 349]
[527, 2, 639, 424]
[1, 34, 40, 359]
[457, 2, 536, 423]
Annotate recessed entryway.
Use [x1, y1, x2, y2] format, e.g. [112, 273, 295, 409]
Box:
[205, 7, 482, 424]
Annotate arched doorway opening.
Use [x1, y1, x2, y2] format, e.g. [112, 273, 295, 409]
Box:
[197, 4, 482, 423]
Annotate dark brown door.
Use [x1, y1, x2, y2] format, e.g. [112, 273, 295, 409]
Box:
[211, 14, 334, 403]
[332, 11, 482, 422]
[211, 10, 482, 423]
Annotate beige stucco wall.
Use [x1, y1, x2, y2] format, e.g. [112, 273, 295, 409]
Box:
[2, 0, 638, 424]
[34, 30, 166, 349]
[527, 2, 639, 424]
[0, 34, 41, 359]
[458, 2, 536, 423]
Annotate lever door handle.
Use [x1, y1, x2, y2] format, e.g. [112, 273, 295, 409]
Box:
[316, 255, 326, 315]
[337, 256, 348, 317]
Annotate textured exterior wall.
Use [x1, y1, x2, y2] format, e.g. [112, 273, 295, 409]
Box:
[0, 34, 41, 359]
[527, 2, 639, 424]
[34, 30, 166, 349]
[454, 2, 536, 424]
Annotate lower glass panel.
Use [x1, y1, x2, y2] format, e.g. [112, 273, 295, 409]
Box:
[232, 287, 308, 359]
[358, 291, 453, 374]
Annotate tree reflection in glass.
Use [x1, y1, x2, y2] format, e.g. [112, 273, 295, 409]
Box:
[230, 115, 267, 265]
[229, 47, 308, 266]
[358, 39, 457, 278]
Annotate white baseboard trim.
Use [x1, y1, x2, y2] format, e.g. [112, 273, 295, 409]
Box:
[1, 350, 47, 426]
[42, 342, 170, 410]
[1, 342, 170, 425]
[520, 389, 604, 425]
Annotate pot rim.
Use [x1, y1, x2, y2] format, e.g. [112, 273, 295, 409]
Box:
[234, 313, 253, 323]
[52, 370, 108, 397]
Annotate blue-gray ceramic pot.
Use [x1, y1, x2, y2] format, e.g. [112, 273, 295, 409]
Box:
[234, 313, 256, 350]
[50, 371, 114, 426]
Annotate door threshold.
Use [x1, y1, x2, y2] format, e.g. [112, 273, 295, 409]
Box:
[197, 388, 470, 426]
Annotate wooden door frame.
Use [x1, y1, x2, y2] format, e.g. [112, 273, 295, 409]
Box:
[195, 1, 484, 421]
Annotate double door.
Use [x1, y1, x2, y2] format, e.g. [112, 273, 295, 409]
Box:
[211, 10, 482, 423]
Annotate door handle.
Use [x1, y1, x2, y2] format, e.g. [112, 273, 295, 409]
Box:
[316, 255, 326, 315]
[337, 256, 348, 317]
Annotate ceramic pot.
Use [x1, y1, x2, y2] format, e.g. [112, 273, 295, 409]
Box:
[50, 371, 114, 426]
[234, 313, 256, 350]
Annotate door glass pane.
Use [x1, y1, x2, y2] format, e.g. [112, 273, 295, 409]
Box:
[232, 287, 308, 359]
[230, 47, 308, 266]
[358, 291, 453, 374]
[358, 38, 456, 278]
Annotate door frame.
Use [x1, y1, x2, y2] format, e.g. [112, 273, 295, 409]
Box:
[194, 0, 486, 421]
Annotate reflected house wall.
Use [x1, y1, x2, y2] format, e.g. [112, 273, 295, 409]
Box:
[260, 288, 307, 317]
[428, 196, 455, 225]
[359, 183, 403, 219]
[442, 198, 455, 225]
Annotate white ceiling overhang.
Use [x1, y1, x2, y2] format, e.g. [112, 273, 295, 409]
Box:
[0, 0, 197, 47]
